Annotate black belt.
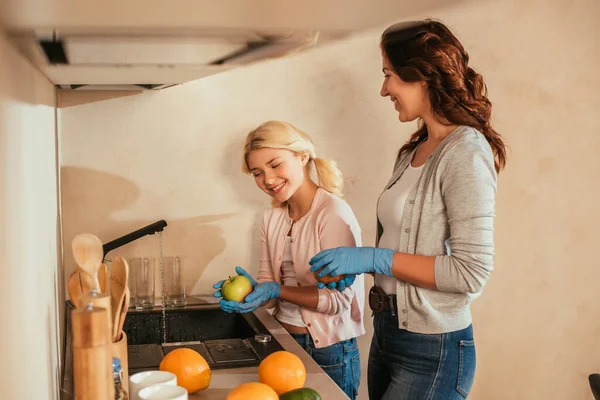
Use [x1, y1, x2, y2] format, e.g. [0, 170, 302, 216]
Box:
[368, 286, 397, 316]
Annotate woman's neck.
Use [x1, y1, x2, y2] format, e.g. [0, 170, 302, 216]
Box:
[422, 114, 457, 143]
[287, 179, 319, 221]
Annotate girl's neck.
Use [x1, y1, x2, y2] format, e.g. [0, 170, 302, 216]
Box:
[287, 179, 319, 221]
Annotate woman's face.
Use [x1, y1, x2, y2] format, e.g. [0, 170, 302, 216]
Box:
[380, 53, 429, 122]
[246, 147, 308, 203]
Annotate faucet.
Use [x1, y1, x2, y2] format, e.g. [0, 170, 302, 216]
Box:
[102, 219, 167, 258]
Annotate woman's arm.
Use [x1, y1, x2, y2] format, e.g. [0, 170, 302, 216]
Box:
[431, 139, 497, 293]
[390, 253, 437, 289]
[391, 139, 496, 292]
[311, 139, 496, 294]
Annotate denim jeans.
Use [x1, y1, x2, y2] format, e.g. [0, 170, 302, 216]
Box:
[290, 333, 361, 400]
[368, 311, 476, 399]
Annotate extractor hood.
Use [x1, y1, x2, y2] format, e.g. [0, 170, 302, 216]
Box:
[8, 28, 322, 90]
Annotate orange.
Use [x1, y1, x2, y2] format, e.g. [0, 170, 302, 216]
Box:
[313, 270, 345, 285]
[258, 351, 306, 395]
[159, 348, 211, 393]
[226, 382, 278, 400]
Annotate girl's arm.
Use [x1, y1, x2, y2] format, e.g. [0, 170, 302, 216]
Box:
[278, 286, 319, 309]
[271, 206, 359, 311]
[255, 212, 322, 309]
[260, 203, 362, 313]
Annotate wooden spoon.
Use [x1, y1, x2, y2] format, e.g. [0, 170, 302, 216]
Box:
[116, 287, 130, 340]
[98, 263, 108, 294]
[71, 233, 104, 290]
[110, 256, 129, 342]
[67, 267, 94, 307]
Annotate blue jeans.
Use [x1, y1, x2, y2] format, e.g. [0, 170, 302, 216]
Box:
[368, 311, 476, 399]
[291, 333, 361, 400]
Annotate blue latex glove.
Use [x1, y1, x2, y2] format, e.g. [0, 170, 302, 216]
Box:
[212, 266, 280, 314]
[309, 247, 396, 290]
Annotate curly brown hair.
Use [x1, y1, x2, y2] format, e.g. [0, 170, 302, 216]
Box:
[381, 19, 506, 172]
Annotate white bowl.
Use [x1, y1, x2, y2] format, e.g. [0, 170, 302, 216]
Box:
[138, 384, 188, 400]
[129, 371, 177, 400]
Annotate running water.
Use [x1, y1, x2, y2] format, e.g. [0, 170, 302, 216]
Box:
[158, 232, 167, 343]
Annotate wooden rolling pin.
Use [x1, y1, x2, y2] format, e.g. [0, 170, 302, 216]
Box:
[71, 303, 114, 400]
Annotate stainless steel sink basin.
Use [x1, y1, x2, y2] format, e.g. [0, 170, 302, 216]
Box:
[123, 300, 284, 374]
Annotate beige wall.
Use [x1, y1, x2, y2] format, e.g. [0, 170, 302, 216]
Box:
[59, 0, 600, 398]
[0, 31, 60, 399]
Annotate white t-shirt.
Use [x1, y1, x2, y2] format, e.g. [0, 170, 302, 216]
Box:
[376, 162, 424, 294]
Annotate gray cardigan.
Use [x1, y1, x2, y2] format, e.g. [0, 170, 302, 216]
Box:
[376, 125, 497, 334]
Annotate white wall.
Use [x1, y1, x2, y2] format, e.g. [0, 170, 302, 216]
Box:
[59, 0, 600, 399]
[0, 30, 60, 399]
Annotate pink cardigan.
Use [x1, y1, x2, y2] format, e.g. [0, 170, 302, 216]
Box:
[257, 188, 366, 348]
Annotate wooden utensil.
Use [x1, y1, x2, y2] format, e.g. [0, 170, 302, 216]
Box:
[72, 233, 104, 290]
[67, 268, 94, 307]
[110, 256, 129, 342]
[117, 287, 130, 338]
[98, 263, 108, 294]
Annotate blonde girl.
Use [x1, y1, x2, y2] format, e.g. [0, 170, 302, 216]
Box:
[213, 121, 365, 399]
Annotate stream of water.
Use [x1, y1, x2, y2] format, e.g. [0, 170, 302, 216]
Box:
[158, 232, 167, 343]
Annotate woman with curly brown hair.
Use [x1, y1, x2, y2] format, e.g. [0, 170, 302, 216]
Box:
[309, 20, 507, 399]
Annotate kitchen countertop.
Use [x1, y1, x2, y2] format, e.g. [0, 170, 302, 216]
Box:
[189, 308, 350, 400]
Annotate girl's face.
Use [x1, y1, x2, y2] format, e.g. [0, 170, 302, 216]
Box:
[246, 147, 309, 203]
[380, 53, 429, 122]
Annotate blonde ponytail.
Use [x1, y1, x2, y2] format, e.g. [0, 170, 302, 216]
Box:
[313, 157, 344, 198]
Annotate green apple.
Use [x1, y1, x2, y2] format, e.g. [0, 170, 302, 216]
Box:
[221, 275, 253, 302]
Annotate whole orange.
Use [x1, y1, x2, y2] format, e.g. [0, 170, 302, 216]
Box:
[159, 348, 211, 393]
[258, 351, 306, 395]
[313, 270, 345, 285]
[226, 382, 278, 400]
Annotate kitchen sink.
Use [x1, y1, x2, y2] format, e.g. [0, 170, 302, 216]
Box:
[123, 298, 284, 374]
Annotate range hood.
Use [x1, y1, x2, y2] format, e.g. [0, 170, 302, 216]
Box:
[8, 28, 322, 90]
[1, 0, 473, 90]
